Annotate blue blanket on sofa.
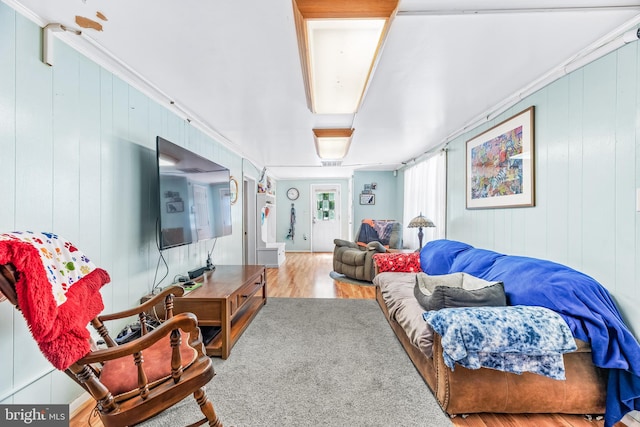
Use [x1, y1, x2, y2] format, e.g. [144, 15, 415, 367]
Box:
[420, 239, 640, 427]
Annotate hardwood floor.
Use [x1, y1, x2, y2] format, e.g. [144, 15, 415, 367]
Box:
[71, 252, 607, 427]
[266, 252, 376, 299]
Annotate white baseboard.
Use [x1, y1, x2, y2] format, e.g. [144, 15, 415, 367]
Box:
[70, 392, 92, 415]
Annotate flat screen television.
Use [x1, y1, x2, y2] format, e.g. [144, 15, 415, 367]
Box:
[156, 136, 232, 250]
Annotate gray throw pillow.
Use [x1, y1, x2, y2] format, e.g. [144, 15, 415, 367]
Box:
[414, 272, 506, 311]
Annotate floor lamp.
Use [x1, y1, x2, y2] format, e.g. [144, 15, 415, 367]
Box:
[408, 213, 435, 249]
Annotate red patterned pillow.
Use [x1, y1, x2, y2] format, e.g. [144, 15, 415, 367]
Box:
[373, 252, 421, 273]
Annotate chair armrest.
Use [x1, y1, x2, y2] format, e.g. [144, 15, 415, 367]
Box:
[98, 285, 185, 321]
[334, 238, 358, 249]
[367, 241, 387, 253]
[78, 312, 199, 364]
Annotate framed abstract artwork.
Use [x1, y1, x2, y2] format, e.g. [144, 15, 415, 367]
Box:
[466, 106, 535, 209]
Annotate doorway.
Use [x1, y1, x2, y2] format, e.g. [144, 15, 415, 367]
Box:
[310, 184, 341, 252]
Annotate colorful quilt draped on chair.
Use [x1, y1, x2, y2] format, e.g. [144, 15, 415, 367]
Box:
[357, 219, 396, 247]
[0, 231, 110, 370]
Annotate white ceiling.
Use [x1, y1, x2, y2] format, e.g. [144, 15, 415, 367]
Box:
[6, 0, 640, 179]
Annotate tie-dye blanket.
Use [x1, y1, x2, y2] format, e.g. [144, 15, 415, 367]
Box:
[423, 305, 577, 380]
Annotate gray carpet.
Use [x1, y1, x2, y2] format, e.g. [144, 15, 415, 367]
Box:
[329, 270, 375, 286]
[141, 298, 452, 427]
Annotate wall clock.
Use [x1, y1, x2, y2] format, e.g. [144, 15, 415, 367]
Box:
[287, 187, 299, 200]
[229, 176, 239, 205]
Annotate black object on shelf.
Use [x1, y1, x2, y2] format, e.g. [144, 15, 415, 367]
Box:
[188, 266, 209, 279]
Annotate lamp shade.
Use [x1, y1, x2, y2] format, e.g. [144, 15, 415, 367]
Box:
[408, 213, 435, 229]
[407, 213, 435, 249]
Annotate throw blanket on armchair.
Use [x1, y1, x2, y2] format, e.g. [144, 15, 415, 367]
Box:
[358, 219, 395, 246]
[420, 239, 640, 427]
[0, 231, 110, 370]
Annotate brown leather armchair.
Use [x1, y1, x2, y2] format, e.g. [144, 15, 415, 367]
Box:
[333, 220, 402, 282]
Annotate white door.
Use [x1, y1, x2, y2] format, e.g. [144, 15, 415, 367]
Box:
[311, 184, 341, 252]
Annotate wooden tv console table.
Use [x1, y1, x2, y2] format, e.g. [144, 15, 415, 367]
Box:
[172, 265, 267, 359]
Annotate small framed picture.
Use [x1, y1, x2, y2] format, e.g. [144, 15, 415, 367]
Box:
[359, 193, 375, 205]
[167, 201, 184, 213]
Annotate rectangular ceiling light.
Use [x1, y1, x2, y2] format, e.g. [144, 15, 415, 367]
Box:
[293, 0, 399, 114]
[313, 128, 354, 159]
[307, 19, 384, 114]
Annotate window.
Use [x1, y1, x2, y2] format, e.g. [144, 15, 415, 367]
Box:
[316, 192, 336, 220]
[403, 151, 447, 249]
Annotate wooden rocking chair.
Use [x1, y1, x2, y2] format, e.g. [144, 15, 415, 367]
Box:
[0, 262, 222, 427]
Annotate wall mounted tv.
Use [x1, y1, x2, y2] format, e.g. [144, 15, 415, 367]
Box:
[156, 136, 232, 250]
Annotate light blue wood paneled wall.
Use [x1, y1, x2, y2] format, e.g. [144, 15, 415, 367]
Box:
[275, 178, 350, 251]
[446, 41, 640, 338]
[274, 172, 404, 251]
[0, 1, 17, 406]
[0, 3, 243, 406]
[353, 171, 402, 237]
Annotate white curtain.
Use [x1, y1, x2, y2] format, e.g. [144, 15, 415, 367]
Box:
[403, 151, 447, 250]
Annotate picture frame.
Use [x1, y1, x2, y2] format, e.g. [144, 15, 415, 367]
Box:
[466, 106, 535, 209]
[359, 193, 375, 205]
[166, 201, 184, 213]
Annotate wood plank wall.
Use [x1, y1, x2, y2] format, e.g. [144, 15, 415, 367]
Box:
[446, 42, 640, 337]
[0, 2, 243, 406]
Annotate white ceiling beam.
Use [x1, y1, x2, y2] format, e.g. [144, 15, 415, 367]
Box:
[398, 6, 640, 16]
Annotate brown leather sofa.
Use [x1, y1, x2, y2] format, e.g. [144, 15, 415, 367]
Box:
[375, 277, 606, 415]
[372, 262, 607, 416]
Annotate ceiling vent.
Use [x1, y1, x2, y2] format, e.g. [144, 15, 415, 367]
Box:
[321, 160, 342, 167]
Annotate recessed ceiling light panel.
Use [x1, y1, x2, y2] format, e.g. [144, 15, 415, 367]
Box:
[313, 128, 354, 159]
[293, 0, 399, 114]
[307, 19, 385, 114]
